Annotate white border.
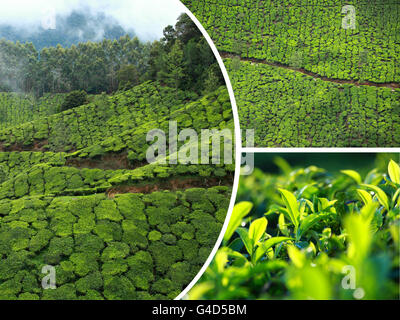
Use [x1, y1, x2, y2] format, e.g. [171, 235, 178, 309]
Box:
[175, 2, 400, 301]
[244, 148, 400, 153]
[174, 5, 242, 300]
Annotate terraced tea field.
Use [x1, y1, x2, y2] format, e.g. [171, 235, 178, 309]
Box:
[182, 0, 400, 147]
[0, 82, 235, 300]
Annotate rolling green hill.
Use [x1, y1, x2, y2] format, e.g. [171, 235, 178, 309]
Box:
[0, 81, 234, 300]
[182, 0, 400, 147]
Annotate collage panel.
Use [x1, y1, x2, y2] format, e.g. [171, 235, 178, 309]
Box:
[0, 0, 238, 300]
[189, 152, 400, 300]
[182, 0, 400, 148]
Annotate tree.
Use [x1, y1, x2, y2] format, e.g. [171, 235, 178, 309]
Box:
[158, 40, 185, 89]
[61, 90, 87, 111]
[117, 65, 139, 90]
[175, 13, 202, 44]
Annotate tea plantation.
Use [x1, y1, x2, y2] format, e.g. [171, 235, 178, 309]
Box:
[0, 82, 235, 300]
[0, 93, 66, 131]
[189, 156, 400, 300]
[182, 0, 400, 147]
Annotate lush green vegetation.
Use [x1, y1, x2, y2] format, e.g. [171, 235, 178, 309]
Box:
[61, 91, 88, 112]
[0, 82, 232, 154]
[189, 156, 400, 300]
[0, 14, 223, 96]
[182, 0, 400, 147]
[0, 187, 230, 300]
[0, 81, 234, 300]
[183, 0, 399, 82]
[0, 93, 66, 130]
[0, 12, 234, 299]
[226, 59, 400, 147]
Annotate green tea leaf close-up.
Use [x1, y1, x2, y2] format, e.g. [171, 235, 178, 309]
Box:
[189, 156, 400, 300]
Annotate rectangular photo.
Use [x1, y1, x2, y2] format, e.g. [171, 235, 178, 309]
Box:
[182, 0, 400, 148]
[189, 152, 400, 300]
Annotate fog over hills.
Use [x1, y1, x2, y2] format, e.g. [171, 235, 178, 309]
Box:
[0, 10, 135, 49]
[0, 0, 185, 48]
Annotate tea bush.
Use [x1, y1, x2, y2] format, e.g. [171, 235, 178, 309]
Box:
[189, 158, 400, 300]
[0, 82, 233, 154]
[0, 80, 235, 300]
[61, 91, 88, 112]
[226, 59, 400, 147]
[0, 93, 66, 130]
[183, 0, 400, 83]
[182, 0, 400, 147]
[0, 187, 231, 300]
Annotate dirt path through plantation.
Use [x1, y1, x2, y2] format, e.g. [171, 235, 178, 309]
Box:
[106, 176, 234, 198]
[221, 52, 400, 89]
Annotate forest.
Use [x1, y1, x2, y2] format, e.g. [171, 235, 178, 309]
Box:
[0, 13, 223, 96]
[0, 13, 234, 300]
[189, 154, 400, 300]
[182, 0, 400, 147]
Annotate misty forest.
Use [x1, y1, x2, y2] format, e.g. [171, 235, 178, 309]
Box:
[0, 12, 223, 95]
[0, 11, 234, 300]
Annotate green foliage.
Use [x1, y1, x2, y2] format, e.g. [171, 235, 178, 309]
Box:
[0, 14, 223, 97]
[0, 83, 233, 154]
[61, 91, 88, 112]
[0, 186, 230, 300]
[183, 0, 399, 83]
[0, 93, 66, 130]
[117, 65, 140, 91]
[190, 159, 400, 300]
[182, 0, 400, 148]
[0, 22, 234, 301]
[225, 59, 400, 147]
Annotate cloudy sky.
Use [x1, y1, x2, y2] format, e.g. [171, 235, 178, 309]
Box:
[0, 0, 186, 40]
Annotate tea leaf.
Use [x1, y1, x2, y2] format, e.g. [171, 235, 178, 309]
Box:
[224, 202, 253, 243]
[278, 214, 289, 236]
[345, 212, 373, 264]
[298, 213, 327, 238]
[341, 170, 362, 184]
[388, 160, 400, 184]
[225, 248, 249, 265]
[361, 184, 390, 210]
[236, 228, 253, 256]
[215, 250, 228, 273]
[393, 188, 400, 206]
[248, 217, 268, 244]
[278, 189, 300, 228]
[357, 189, 372, 206]
[389, 224, 400, 250]
[287, 245, 306, 268]
[254, 237, 292, 263]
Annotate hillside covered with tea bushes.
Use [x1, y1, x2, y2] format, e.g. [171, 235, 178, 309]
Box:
[0, 81, 234, 300]
[182, 0, 400, 147]
[225, 59, 400, 147]
[0, 93, 66, 131]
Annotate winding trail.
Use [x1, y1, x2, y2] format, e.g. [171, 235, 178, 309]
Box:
[106, 176, 234, 197]
[221, 52, 400, 89]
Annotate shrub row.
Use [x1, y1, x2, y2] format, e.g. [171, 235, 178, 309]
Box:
[0, 93, 66, 131]
[0, 82, 206, 152]
[0, 160, 234, 201]
[0, 186, 230, 300]
[182, 0, 400, 83]
[0, 152, 66, 182]
[226, 59, 400, 147]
